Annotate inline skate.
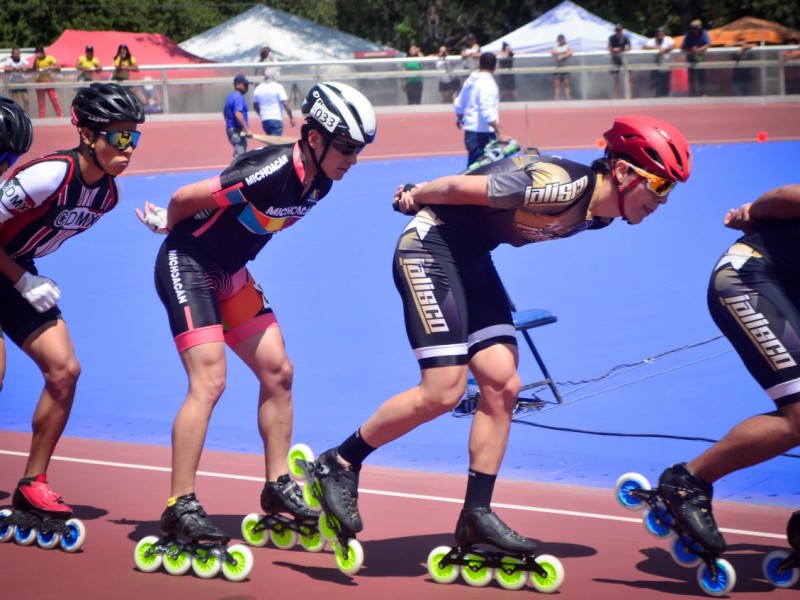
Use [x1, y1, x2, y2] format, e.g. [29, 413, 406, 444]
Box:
[287, 443, 364, 575]
[615, 465, 736, 597]
[762, 510, 800, 589]
[427, 507, 564, 592]
[0, 474, 86, 552]
[133, 493, 253, 581]
[241, 474, 323, 552]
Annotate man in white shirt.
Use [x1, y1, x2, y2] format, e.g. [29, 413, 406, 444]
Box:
[453, 52, 508, 169]
[643, 27, 676, 97]
[252, 72, 294, 136]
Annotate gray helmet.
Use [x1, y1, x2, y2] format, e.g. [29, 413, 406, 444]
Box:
[0, 96, 33, 155]
[302, 82, 376, 145]
[71, 82, 145, 129]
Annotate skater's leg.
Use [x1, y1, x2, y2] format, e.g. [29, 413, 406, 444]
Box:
[21, 320, 80, 478]
[688, 403, 800, 483]
[170, 341, 226, 497]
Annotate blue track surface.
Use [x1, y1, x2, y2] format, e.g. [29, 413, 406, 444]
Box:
[3, 141, 800, 507]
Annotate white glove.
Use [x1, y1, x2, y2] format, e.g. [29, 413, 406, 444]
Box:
[14, 271, 61, 313]
[136, 202, 168, 234]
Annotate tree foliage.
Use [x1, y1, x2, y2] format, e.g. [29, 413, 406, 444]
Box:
[1, 1, 798, 52]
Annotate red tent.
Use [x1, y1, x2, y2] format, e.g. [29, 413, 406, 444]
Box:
[40, 29, 215, 79]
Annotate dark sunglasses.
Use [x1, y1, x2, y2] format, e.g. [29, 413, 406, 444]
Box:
[98, 130, 141, 150]
[330, 139, 364, 156]
[0, 151, 21, 168]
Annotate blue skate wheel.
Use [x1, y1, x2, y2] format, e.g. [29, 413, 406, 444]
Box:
[614, 473, 650, 511]
[0, 509, 16, 543]
[36, 528, 61, 550]
[14, 523, 37, 546]
[60, 518, 86, 553]
[643, 505, 674, 539]
[763, 550, 800, 589]
[670, 535, 702, 568]
[697, 558, 736, 597]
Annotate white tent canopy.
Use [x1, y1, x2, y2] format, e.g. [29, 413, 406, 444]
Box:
[179, 5, 396, 63]
[482, 0, 648, 54]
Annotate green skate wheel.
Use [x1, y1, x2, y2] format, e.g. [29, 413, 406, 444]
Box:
[0, 509, 15, 542]
[530, 554, 565, 594]
[222, 544, 254, 582]
[192, 546, 222, 579]
[240, 512, 268, 547]
[134, 536, 163, 573]
[496, 556, 527, 590]
[302, 482, 322, 512]
[163, 542, 192, 576]
[60, 518, 86, 553]
[36, 528, 61, 550]
[460, 553, 493, 587]
[299, 529, 325, 553]
[288, 443, 314, 481]
[333, 538, 364, 576]
[697, 558, 736, 597]
[269, 525, 297, 549]
[427, 545, 459, 584]
[318, 511, 338, 541]
[614, 472, 650, 511]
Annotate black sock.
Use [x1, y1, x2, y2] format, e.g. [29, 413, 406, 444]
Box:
[464, 469, 497, 509]
[337, 428, 376, 470]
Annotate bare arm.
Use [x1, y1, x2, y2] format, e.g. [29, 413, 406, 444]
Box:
[394, 175, 490, 214]
[724, 184, 800, 231]
[166, 178, 220, 230]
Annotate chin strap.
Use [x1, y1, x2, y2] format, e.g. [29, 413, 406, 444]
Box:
[304, 127, 333, 181]
[611, 159, 642, 223]
[88, 131, 110, 174]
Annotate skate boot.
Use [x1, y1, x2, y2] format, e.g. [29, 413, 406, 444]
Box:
[658, 463, 726, 554]
[261, 475, 318, 521]
[455, 507, 537, 555]
[0, 474, 86, 552]
[316, 448, 363, 533]
[160, 493, 230, 543]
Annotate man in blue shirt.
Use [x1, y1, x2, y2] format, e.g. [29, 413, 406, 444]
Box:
[224, 74, 252, 158]
[681, 19, 711, 96]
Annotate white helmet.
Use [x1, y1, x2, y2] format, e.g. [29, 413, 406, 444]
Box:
[302, 82, 376, 145]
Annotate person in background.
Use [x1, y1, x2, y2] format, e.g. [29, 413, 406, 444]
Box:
[497, 42, 515, 102]
[432, 45, 459, 104]
[608, 24, 631, 99]
[643, 27, 675, 97]
[224, 74, 252, 158]
[255, 45, 280, 80]
[3, 48, 30, 114]
[682, 19, 711, 96]
[112, 44, 139, 82]
[252, 70, 294, 136]
[551, 34, 573, 100]
[729, 37, 756, 96]
[453, 51, 508, 168]
[461, 33, 481, 72]
[0, 96, 34, 392]
[29, 46, 62, 119]
[75, 45, 102, 82]
[402, 45, 424, 105]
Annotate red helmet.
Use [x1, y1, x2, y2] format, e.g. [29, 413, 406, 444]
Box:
[603, 115, 692, 182]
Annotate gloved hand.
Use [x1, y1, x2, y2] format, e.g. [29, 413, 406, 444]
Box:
[14, 271, 61, 313]
[135, 202, 168, 234]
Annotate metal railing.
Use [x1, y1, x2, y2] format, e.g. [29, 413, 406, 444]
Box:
[4, 46, 800, 118]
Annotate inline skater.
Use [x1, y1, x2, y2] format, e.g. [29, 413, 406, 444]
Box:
[655, 184, 800, 582]
[0, 96, 33, 392]
[312, 115, 691, 581]
[0, 83, 144, 550]
[135, 82, 376, 569]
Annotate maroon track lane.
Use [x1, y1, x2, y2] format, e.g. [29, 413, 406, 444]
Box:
[1, 430, 797, 599]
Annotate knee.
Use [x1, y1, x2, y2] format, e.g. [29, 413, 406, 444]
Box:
[418, 381, 467, 416]
[259, 357, 294, 395]
[476, 371, 522, 412]
[44, 356, 81, 397]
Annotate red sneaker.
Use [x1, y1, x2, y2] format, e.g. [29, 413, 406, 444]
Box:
[12, 474, 73, 516]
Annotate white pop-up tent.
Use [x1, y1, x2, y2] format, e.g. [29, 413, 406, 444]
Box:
[482, 0, 648, 54]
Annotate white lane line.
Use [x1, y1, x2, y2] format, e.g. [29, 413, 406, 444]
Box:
[0, 449, 784, 540]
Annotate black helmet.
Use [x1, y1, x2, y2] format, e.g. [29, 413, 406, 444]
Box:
[302, 82, 376, 145]
[0, 96, 33, 155]
[71, 82, 145, 129]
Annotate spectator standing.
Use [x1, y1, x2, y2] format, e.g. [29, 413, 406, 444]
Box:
[252, 71, 294, 136]
[75, 45, 102, 82]
[729, 37, 756, 96]
[112, 44, 139, 82]
[453, 51, 508, 168]
[255, 45, 280, 80]
[433, 45, 459, 104]
[402, 45, 424, 105]
[461, 33, 481, 72]
[608, 24, 631, 98]
[3, 48, 29, 114]
[497, 42, 515, 101]
[643, 27, 675, 97]
[551, 34, 573, 100]
[682, 19, 711, 96]
[224, 74, 252, 158]
[29, 46, 62, 118]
